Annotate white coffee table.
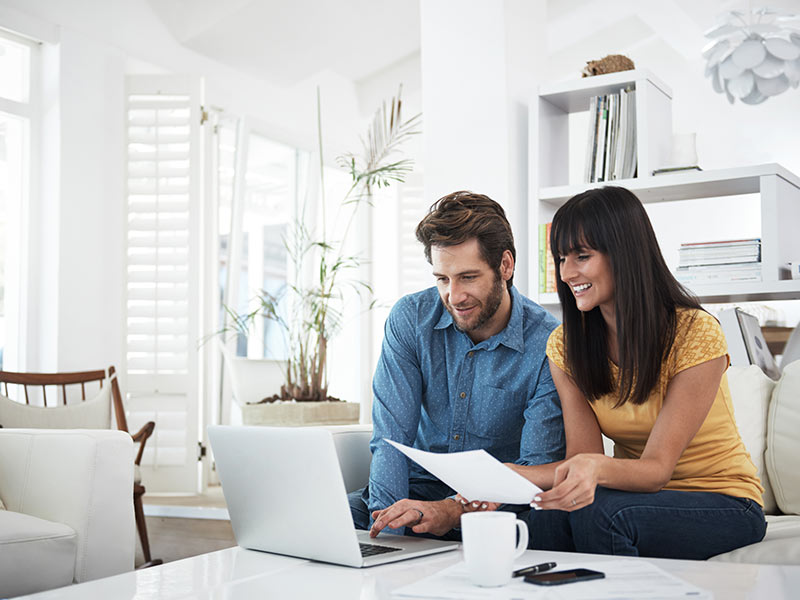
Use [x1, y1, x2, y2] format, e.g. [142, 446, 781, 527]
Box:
[18, 546, 800, 599]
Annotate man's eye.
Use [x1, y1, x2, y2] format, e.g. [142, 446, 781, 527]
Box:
[436, 277, 448, 283]
[462, 275, 476, 281]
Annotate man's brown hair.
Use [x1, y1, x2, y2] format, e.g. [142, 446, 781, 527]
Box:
[415, 191, 516, 289]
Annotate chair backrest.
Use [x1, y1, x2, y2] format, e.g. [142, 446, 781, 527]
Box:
[0, 366, 129, 433]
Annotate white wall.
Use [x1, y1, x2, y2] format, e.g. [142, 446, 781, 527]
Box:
[0, 0, 365, 373]
[419, 0, 547, 294]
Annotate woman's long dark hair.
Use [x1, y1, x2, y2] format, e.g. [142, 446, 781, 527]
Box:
[550, 186, 701, 406]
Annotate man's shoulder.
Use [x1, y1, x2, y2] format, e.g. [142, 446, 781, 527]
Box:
[389, 287, 444, 326]
[514, 288, 560, 335]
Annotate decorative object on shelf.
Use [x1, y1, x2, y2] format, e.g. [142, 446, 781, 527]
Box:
[652, 166, 702, 175]
[652, 132, 700, 175]
[703, 6, 800, 104]
[581, 54, 635, 77]
[217, 87, 421, 405]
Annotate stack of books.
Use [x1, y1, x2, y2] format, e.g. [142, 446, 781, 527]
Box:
[538, 222, 556, 294]
[584, 88, 637, 183]
[675, 239, 762, 285]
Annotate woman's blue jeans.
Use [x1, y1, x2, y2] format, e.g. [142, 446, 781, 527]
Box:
[525, 486, 767, 560]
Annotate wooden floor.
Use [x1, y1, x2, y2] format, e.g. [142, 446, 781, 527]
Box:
[137, 487, 236, 566]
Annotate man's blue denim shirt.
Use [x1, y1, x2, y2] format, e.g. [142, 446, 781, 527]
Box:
[368, 285, 565, 522]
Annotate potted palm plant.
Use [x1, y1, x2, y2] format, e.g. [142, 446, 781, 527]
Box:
[221, 87, 420, 425]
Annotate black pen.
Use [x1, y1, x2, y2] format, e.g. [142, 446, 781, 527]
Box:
[512, 562, 557, 577]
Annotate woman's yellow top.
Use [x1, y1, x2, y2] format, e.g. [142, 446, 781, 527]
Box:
[546, 308, 764, 505]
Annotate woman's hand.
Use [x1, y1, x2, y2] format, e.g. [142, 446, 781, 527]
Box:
[530, 453, 605, 512]
[453, 494, 501, 513]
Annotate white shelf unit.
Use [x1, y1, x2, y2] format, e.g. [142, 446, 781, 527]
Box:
[528, 70, 800, 307]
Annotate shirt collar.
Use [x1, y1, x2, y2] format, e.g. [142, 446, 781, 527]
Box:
[433, 286, 525, 353]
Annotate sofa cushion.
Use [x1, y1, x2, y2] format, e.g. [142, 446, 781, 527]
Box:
[766, 360, 800, 515]
[727, 366, 777, 514]
[709, 514, 800, 565]
[0, 384, 111, 429]
[0, 510, 78, 597]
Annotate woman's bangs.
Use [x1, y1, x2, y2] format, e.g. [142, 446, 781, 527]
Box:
[553, 205, 600, 259]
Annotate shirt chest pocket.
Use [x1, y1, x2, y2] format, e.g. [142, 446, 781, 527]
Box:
[466, 385, 524, 439]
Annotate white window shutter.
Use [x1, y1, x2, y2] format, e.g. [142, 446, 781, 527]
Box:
[397, 174, 430, 296]
[124, 75, 203, 493]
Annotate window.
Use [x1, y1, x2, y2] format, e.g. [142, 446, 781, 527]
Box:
[218, 126, 309, 360]
[0, 30, 36, 371]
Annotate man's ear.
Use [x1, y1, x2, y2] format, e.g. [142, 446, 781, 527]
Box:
[500, 250, 514, 282]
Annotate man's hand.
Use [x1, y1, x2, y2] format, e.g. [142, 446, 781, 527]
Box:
[370, 498, 464, 538]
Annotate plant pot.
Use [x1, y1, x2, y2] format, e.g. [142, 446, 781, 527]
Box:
[241, 401, 360, 427]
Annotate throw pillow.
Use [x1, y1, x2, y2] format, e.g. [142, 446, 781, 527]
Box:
[0, 385, 112, 430]
[727, 365, 777, 513]
[766, 360, 800, 515]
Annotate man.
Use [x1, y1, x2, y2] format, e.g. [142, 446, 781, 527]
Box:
[348, 190, 564, 539]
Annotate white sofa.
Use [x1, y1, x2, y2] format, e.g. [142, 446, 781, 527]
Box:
[0, 429, 136, 598]
[334, 364, 800, 565]
[709, 362, 800, 565]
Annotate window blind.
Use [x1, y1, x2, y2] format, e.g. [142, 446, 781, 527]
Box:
[124, 75, 203, 492]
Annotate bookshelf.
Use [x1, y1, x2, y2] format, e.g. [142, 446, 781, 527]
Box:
[528, 70, 800, 308]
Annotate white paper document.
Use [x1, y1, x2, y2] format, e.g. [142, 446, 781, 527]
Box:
[392, 559, 713, 600]
[385, 439, 542, 504]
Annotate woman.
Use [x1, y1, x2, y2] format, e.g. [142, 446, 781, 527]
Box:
[486, 187, 765, 559]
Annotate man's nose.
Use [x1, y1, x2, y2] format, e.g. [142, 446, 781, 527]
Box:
[449, 280, 468, 304]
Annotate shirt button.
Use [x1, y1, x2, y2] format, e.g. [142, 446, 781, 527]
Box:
[460, 392, 466, 398]
[468, 351, 474, 358]
[453, 434, 460, 440]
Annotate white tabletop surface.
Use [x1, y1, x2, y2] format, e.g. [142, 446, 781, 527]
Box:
[19, 546, 800, 600]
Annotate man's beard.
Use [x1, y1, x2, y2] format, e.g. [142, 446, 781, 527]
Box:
[449, 271, 505, 334]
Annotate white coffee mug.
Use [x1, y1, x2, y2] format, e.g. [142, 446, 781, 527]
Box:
[460, 511, 529, 587]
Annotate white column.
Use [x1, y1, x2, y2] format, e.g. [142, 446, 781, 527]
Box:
[419, 0, 546, 294]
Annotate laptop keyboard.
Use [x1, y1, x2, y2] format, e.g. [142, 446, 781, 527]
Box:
[359, 542, 403, 557]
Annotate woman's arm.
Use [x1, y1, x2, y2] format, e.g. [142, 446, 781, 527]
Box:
[509, 358, 605, 490]
[533, 355, 727, 511]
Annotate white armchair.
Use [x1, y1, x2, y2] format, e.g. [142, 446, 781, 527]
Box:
[0, 429, 135, 598]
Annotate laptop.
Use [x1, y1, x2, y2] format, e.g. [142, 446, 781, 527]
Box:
[208, 425, 460, 567]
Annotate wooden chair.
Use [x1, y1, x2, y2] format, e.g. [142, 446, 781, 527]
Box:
[0, 365, 162, 567]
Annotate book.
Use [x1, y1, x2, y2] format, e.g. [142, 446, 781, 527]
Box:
[604, 93, 618, 181]
[676, 262, 762, 284]
[679, 238, 761, 249]
[538, 223, 547, 293]
[613, 89, 628, 181]
[622, 88, 637, 179]
[545, 222, 556, 293]
[594, 95, 608, 182]
[584, 95, 599, 183]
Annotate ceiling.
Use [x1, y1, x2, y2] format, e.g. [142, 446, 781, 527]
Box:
[146, 0, 422, 86]
[146, 0, 800, 88]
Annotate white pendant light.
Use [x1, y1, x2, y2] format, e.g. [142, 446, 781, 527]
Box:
[704, 6, 800, 104]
